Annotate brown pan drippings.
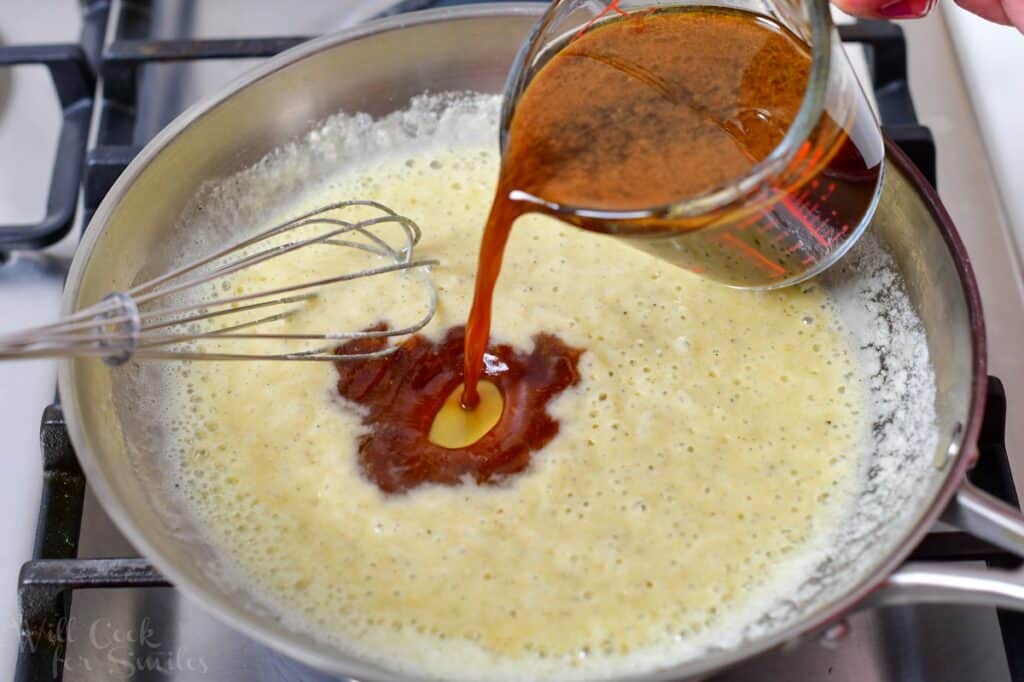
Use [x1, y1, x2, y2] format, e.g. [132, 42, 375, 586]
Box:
[334, 325, 581, 493]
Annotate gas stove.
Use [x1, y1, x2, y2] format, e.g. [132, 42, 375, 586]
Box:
[2, 2, 1023, 681]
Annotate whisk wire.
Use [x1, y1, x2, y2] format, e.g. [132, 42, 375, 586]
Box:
[0, 201, 438, 364]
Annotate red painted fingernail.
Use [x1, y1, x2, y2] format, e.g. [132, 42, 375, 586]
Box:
[879, 0, 914, 17]
[879, 0, 933, 17]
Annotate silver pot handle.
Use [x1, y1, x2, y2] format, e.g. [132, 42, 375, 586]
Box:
[869, 481, 1024, 609]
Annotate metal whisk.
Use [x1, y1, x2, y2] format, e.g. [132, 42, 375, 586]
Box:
[0, 200, 438, 365]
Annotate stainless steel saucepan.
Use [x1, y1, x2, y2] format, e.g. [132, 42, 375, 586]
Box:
[58, 4, 1024, 681]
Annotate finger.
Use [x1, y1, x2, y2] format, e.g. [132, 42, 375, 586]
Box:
[831, 0, 936, 18]
[1008, 0, 1024, 31]
[952, 0, 1015, 24]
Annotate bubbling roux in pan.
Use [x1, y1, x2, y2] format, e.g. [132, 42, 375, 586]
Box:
[166, 94, 868, 680]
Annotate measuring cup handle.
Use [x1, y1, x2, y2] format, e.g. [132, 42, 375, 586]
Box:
[868, 482, 1024, 610]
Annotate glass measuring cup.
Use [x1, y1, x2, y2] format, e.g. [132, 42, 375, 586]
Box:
[499, 0, 885, 289]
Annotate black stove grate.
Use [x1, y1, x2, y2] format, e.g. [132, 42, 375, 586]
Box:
[1, 1, 1001, 681]
[0, 1, 104, 251]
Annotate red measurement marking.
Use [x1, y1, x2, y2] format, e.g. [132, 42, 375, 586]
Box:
[737, 211, 765, 230]
[738, 188, 776, 230]
[720, 233, 786, 276]
[806, 145, 826, 169]
[781, 195, 830, 248]
[794, 141, 812, 162]
[573, 0, 629, 40]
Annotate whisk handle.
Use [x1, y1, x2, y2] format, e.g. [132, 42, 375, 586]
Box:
[0, 292, 140, 365]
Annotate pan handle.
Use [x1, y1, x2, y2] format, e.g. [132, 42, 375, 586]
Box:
[868, 481, 1024, 610]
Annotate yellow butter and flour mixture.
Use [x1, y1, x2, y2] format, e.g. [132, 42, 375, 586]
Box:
[165, 94, 867, 681]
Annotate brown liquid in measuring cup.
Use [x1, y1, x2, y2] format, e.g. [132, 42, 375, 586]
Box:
[462, 6, 881, 407]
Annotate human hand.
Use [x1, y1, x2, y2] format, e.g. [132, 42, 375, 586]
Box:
[831, 0, 1023, 30]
